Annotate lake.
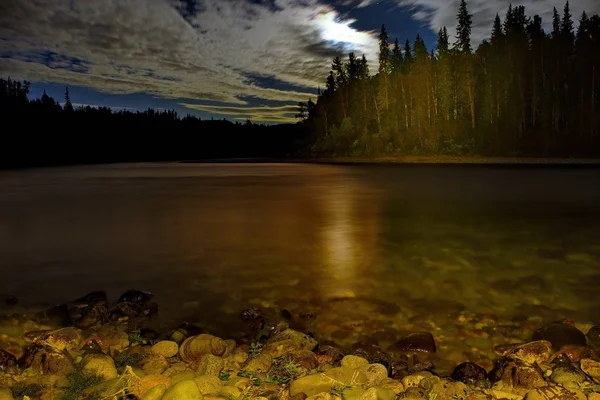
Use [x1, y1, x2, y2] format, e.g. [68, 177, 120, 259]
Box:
[1, 162, 599, 361]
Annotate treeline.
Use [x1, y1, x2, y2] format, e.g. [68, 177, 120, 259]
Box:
[303, 0, 600, 157]
[0, 78, 308, 168]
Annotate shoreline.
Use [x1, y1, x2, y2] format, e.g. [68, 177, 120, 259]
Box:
[1, 291, 600, 399]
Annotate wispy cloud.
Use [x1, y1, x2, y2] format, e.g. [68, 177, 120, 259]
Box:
[0, 0, 378, 112]
[181, 103, 299, 123]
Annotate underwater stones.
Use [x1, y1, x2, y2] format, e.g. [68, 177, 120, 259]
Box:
[352, 346, 393, 375]
[151, 340, 179, 358]
[451, 362, 488, 385]
[23, 327, 82, 352]
[490, 357, 545, 390]
[508, 341, 553, 365]
[74, 290, 108, 304]
[378, 378, 404, 394]
[429, 380, 469, 399]
[82, 353, 118, 380]
[550, 344, 599, 363]
[532, 321, 587, 350]
[357, 363, 388, 387]
[292, 350, 318, 370]
[388, 332, 436, 354]
[0, 388, 13, 400]
[19, 344, 73, 375]
[194, 354, 224, 376]
[139, 354, 169, 375]
[34, 304, 72, 326]
[580, 358, 600, 383]
[290, 373, 345, 397]
[118, 289, 153, 304]
[0, 349, 17, 371]
[194, 375, 223, 395]
[524, 386, 586, 400]
[267, 328, 318, 352]
[587, 326, 600, 348]
[168, 322, 204, 345]
[179, 334, 227, 362]
[134, 374, 173, 398]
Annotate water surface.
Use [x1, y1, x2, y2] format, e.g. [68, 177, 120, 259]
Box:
[1, 162, 599, 353]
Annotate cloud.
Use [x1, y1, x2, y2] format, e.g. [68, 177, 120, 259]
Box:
[0, 0, 379, 110]
[181, 103, 300, 123]
[393, 0, 600, 45]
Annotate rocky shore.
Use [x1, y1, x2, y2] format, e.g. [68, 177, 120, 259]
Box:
[1, 290, 599, 400]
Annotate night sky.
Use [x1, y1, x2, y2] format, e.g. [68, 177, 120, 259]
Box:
[1, 0, 598, 123]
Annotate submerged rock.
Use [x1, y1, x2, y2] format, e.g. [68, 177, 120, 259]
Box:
[82, 353, 118, 380]
[23, 327, 82, 351]
[532, 321, 587, 350]
[341, 355, 369, 369]
[19, 344, 73, 375]
[388, 332, 436, 354]
[315, 344, 345, 365]
[0, 387, 13, 400]
[0, 349, 17, 371]
[550, 365, 587, 386]
[490, 357, 545, 390]
[118, 289, 153, 304]
[508, 341, 553, 365]
[161, 379, 201, 400]
[550, 344, 599, 363]
[151, 340, 179, 358]
[580, 358, 600, 383]
[451, 362, 487, 385]
[179, 334, 227, 362]
[34, 304, 72, 326]
[524, 386, 586, 400]
[587, 326, 600, 348]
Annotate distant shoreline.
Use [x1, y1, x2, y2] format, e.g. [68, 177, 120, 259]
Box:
[179, 155, 600, 166]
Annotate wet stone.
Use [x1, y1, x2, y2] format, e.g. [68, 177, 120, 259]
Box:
[118, 289, 153, 304]
[587, 326, 600, 349]
[389, 332, 436, 354]
[532, 321, 587, 350]
[0, 349, 17, 371]
[451, 362, 487, 385]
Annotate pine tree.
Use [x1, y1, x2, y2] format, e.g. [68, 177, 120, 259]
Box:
[404, 39, 413, 64]
[391, 38, 403, 73]
[455, 0, 472, 54]
[64, 87, 74, 113]
[378, 24, 391, 74]
[332, 56, 347, 86]
[552, 7, 561, 39]
[561, 1, 574, 43]
[414, 34, 428, 60]
[437, 27, 449, 56]
[491, 14, 503, 45]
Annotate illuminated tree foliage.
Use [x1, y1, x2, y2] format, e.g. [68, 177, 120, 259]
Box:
[306, 1, 600, 157]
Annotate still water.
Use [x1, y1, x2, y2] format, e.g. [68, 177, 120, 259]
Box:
[1, 162, 599, 352]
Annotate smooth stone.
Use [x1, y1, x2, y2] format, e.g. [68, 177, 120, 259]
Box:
[82, 353, 118, 381]
[324, 367, 368, 386]
[356, 363, 388, 387]
[588, 393, 600, 400]
[307, 394, 336, 400]
[162, 379, 202, 400]
[430, 380, 469, 399]
[580, 358, 600, 383]
[267, 329, 318, 352]
[532, 322, 586, 350]
[170, 371, 196, 384]
[244, 353, 272, 374]
[452, 362, 487, 385]
[358, 387, 396, 400]
[195, 354, 224, 376]
[378, 378, 404, 394]
[141, 384, 167, 400]
[389, 332, 436, 353]
[179, 334, 227, 362]
[401, 371, 432, 388]
[135, 374, 172, 398]
[0, 349, 17, 370]
[219, 386, 242, 398]
[587, 326, 600, 348]
[317, 345, 345, 364]
[139, 354, 169, 375]
[340, 355, 369, 369]
[151, 341, 179, 358]
[342, 387, 366, 400]
[551, 345, 599, 363]
[194, 375, 223, 395]
[509, 341, 553, 365]
[490, 358, 545, 390]
[0, 388, 14, 400]
[524, 386, 586, 400]
[117, 289, 153, 304]
[290, 373, 346, 397]
[550, 365, 587, 386]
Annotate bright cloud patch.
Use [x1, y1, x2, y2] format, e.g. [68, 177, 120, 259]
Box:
[0, 0, 378, 121]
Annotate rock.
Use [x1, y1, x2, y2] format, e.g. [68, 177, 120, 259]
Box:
[220, 386, 242, 398]
[0, 350, 17, 371]
[402, 386, 428, 399]
[168, 323, 204, 345]
[266, 329, 318, 352]
[340, 355, 369, 369]
[352, 346, 393, 374]
[588, 326, 600, 348]
[407, 361, 434, 374]
[139, 354, 169, 375]
[35, 304, 72, 326]
[134, 374, 172, 398]
[244, 352, 272, 374]
[92, 325, 130, 355]
[290, 372, 353, 397]
[508, 341, 553, 365]
[524, 386, 586, 400]
[162, 379, 202, 400]
[490, 357, 546, 390]
[532, 322, 587, 350]
[151, 341, 179, 358]
[378, 378, 404, 394]
[195, 354, 225, 376]
[223, 339, 237, 358]
[325, 367, 368, 386]
[179, 334, 227, 362]
[550, 345, 599, 363]
[389, 332, 436, 354]
[0, 388, 13, 400]
[306, 394, 336, 400]
[118, 289, 153, 304]
[25, 345, 73, 375]
[231, 347, 249, 364]
[588, 393, 600, 400]
[290, 394, 308, 400]
[141, 384, 167, 400]
[82, 353, 118, 380]
[430, 380, 469, 399]
[293, 350, 319, 370]
[452, 362, 487, 385]
[358, 387, 396, 400]
[356, 363, 388, 387]
[74, 303, 109, 329]
[83, 376, 129, 398]
[24, 327, 83, 352]
[316, 344, 345, 365]
[194, 375, 223, 395]
[580, 358, 600, 383]
[170, 371, 197, 384]
[401, 371, 431, 388]
[550, 365, 587, 388]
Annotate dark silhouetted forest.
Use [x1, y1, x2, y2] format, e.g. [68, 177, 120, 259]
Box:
[0, 78, 309, 169]
[302, 0, 600, 157]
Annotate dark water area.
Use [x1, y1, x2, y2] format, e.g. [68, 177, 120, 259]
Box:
[1, 163, 600, 355]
